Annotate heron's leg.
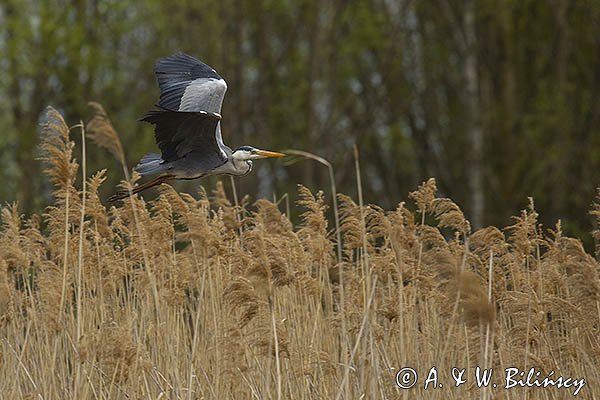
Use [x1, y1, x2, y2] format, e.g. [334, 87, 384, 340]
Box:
[109, 175, 175, 202]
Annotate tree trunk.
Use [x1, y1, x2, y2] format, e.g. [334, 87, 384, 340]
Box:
[464, 0, 484, 228]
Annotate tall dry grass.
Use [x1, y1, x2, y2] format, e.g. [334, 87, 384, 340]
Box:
[0, 107, 598, 399]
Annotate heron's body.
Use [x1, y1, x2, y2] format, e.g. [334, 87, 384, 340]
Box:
[139, 146, 252, 180]
[110, 53, 284, 201]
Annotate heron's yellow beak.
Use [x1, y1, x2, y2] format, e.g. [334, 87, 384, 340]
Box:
[255, 150, 286, 158]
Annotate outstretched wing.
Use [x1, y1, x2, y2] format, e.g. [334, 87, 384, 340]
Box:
[141, 109, 227, 169]
[154, 53, 227, 114]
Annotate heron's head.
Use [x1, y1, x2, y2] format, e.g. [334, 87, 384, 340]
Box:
[232, 146, 286, 161]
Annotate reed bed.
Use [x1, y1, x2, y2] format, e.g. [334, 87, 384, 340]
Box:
[0, 107, 598, 399]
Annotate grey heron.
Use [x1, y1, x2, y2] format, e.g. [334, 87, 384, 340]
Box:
[109, 53, 285, 201]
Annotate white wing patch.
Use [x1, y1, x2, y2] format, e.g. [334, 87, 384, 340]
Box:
[179, 78, 227, 114]
[215, 123, 227, 159]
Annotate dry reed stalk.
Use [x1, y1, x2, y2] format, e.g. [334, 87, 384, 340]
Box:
[74, 121, 86, 399]
[87, 103, 160, 320]
[283, 149, 342, 263]
[39, 108, 81, 389]
[352, 144, 373, 396]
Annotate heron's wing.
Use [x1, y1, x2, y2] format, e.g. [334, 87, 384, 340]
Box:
[154, 53, 227, 114]
[141, 109, 227, 167]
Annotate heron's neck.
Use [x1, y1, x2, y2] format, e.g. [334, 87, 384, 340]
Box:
[231, 157, 252, 175]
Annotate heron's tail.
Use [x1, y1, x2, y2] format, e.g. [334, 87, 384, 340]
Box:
[108, 175, 175, 202]
[136, 153, 165, 176]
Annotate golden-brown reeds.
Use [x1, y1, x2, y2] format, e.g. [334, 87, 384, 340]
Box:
[0, 107, 598, 399]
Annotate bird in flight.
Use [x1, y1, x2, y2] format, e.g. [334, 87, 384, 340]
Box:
[109, 53, 285, 201]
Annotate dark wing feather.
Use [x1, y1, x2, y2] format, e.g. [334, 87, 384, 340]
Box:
[140, 110, 226, 166]
[154, 53, 227, 113]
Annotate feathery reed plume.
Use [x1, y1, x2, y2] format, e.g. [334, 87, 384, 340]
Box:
[337, 194, 363, 255]
[431, 198, 471, 235]
[0, 204, 26, 270]
[223, 277, 263, 328]
[558, 237, 600, 324]
[39, 106, 79, 196]
[87, 102, 126, 167]
[470, 226, 505, 256]
[409, 178, 437, 222]
[252, 199, 293, 236]
[449, 270, 496, 328]
[86, 170, 111, 237]
[296, 185, 333, 267]
[507, 197, 540, 259]
[213, 181, 240, 231]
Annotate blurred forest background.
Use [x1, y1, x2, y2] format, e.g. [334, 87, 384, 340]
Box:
[2, 0, 600, 239]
